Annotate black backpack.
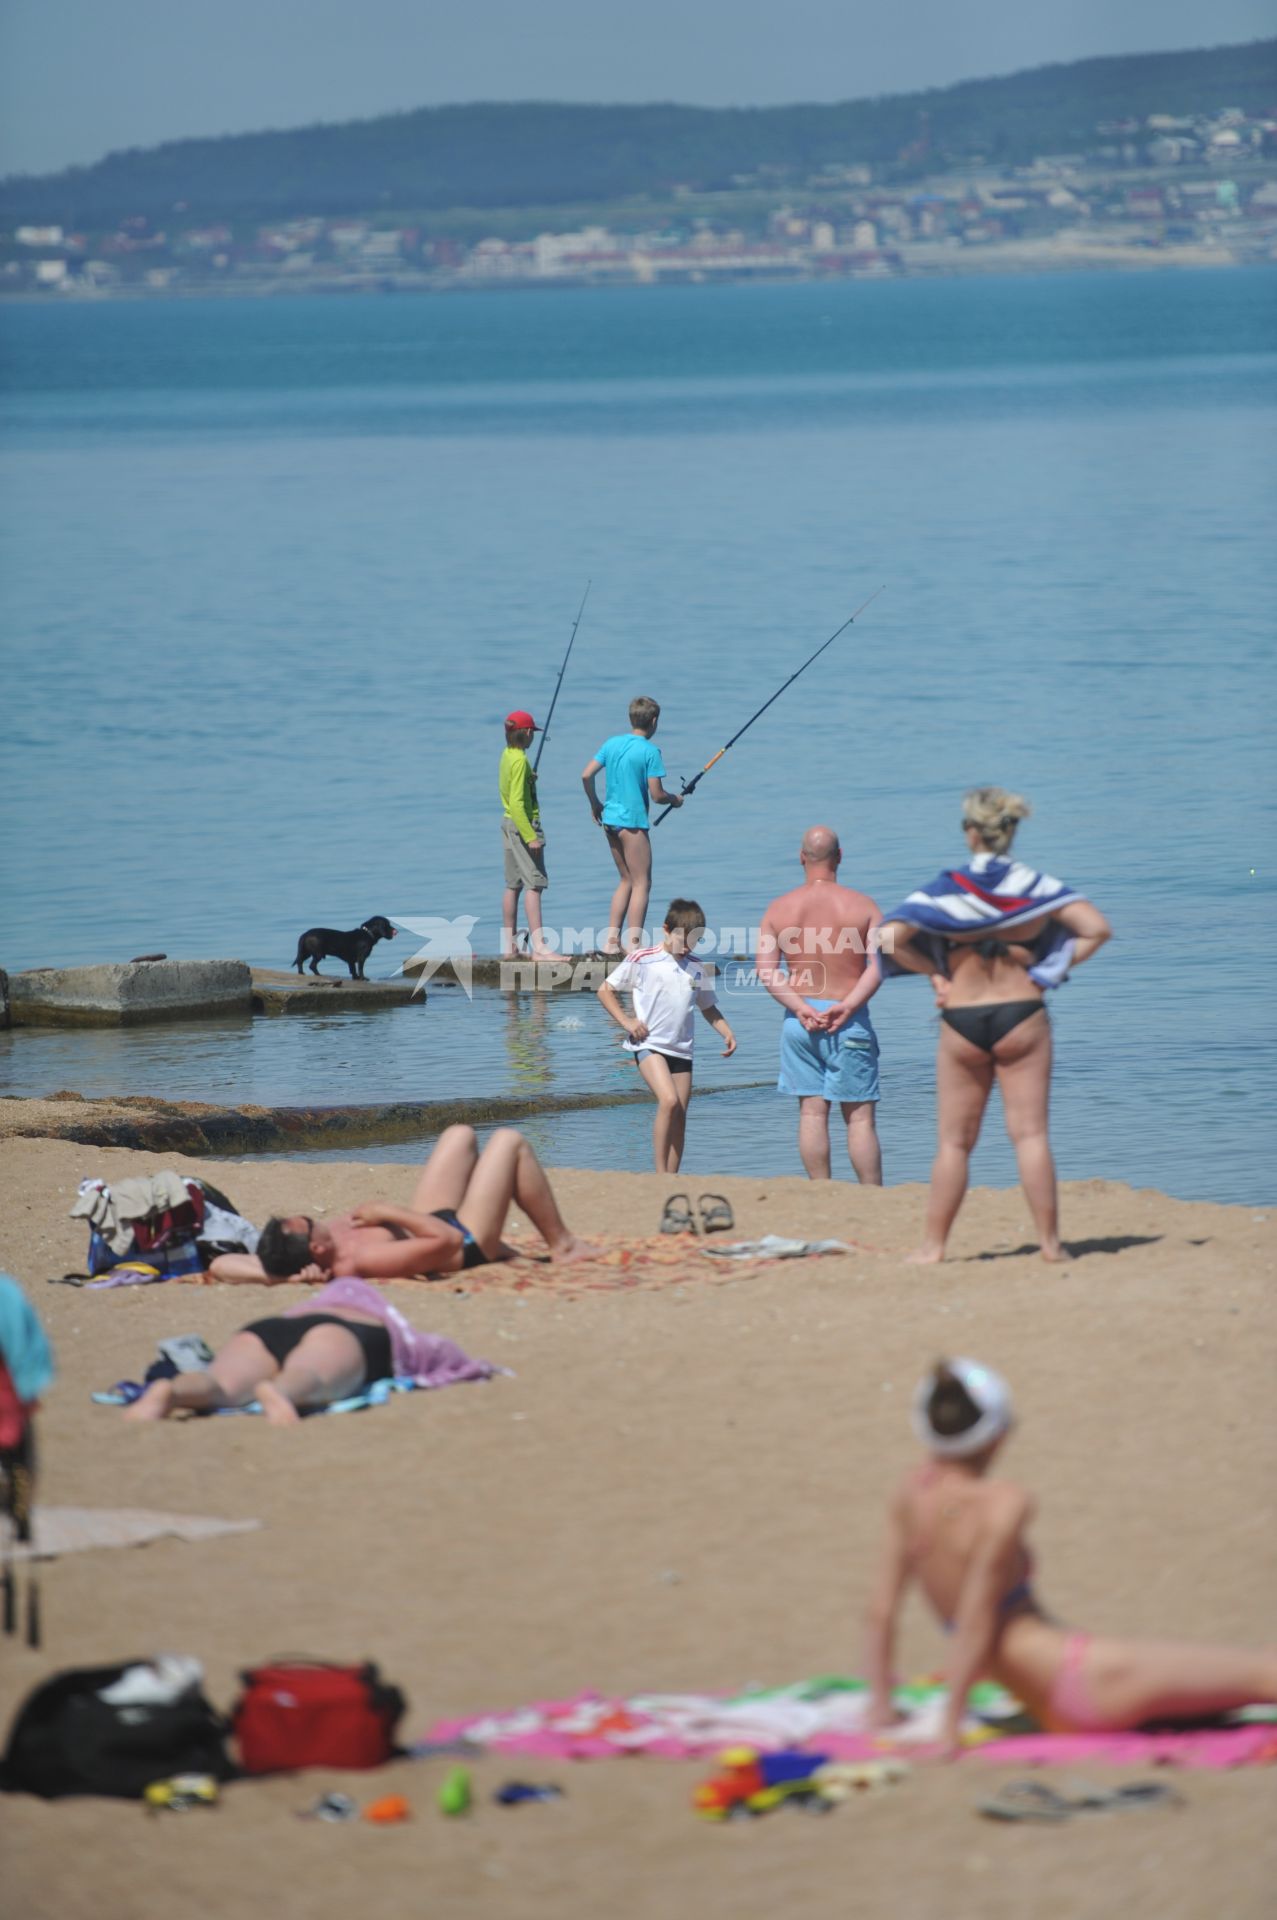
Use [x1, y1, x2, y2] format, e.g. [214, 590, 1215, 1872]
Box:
[0, 1662, 231, 1799]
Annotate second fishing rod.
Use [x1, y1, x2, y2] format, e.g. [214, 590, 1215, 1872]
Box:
[532, 580, 591, 773]
[652, 586, 885, 826]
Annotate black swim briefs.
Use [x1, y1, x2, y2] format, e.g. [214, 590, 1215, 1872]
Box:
[429, 1208, 490, 1270]
[242, 1313, 393, 1383]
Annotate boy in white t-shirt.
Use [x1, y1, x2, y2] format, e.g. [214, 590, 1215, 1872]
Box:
[596, 897, 737, 1173]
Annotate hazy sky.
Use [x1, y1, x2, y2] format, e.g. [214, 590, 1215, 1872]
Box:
[1, 0, 1270, 178]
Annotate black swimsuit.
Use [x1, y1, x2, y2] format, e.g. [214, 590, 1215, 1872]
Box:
[386, 1212, 489, 1272]
[941, 931, 1048, 1053]
[243, 1313, 393, 1383]
[429, 1209, 490, 1270]
[941, 1001, 1046, 1053]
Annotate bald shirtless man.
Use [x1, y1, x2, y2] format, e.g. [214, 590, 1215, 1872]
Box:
[757, 826, 883, 1183]
[208, 1125, 586, 1283]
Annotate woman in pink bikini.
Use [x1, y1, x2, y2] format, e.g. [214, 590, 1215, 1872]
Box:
[864, 1358, 1277, 1754]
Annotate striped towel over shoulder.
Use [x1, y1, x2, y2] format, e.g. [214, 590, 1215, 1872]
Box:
[878, 853, 1084, 990]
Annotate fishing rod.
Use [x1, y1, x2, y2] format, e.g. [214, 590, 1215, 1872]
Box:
[652, 585, 885, 826]
[532, 579, 591, 772]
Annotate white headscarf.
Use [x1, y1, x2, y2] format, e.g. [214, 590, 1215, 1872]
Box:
[912, 1358, 1014, 1458]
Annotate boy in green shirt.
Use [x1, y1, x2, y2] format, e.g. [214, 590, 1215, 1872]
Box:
[500, 709, 552, 956]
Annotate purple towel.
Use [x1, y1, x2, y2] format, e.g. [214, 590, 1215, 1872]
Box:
[285, 1278, 498, 1387]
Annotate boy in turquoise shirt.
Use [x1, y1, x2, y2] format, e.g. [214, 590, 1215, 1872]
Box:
[581, 695, 684, 954]
[500, 709, 551, 956]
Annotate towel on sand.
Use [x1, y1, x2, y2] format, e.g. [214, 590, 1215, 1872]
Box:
[402, 1237, 869, 1293]
[183, 1240, 871, 1296]
[286, 1278, 500, 1386]
[420, 1676, 1277, 1770]
[93, 1375, 502, 1417]
[10, 1506, 260, 1562]
[701, 1236, 856, 1261]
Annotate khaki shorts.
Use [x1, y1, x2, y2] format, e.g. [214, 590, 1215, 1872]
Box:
[501, 816, 548, 891]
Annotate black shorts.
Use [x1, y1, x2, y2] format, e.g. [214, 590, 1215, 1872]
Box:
[633, 1048, 692, 1075]
[242, 1313, 393, 1384]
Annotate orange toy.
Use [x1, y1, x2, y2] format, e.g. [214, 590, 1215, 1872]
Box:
[363, 1794, 411, 1824]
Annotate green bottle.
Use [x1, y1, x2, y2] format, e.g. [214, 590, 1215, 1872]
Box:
[438, 1766, 472, 1816]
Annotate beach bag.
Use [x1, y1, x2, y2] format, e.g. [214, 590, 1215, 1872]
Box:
[79, 1177, 253, 1278]
[0, 1661, 230, 1799]
[232, 1659, 405, 1774]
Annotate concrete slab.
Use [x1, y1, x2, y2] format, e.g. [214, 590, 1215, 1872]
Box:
[6, 960, 252, 1028]
[250, 967, 426, 1015]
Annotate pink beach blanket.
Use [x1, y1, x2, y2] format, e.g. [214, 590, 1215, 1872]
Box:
[420, 1685, 1277, 1771]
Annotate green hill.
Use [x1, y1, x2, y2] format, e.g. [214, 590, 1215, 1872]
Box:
[3, 40, 1274, 229]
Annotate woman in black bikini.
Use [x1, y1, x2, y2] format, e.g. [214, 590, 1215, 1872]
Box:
[882, 789, 1111, 1264]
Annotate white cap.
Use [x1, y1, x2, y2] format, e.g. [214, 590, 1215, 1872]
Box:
[911, 1358, 1014, 1458]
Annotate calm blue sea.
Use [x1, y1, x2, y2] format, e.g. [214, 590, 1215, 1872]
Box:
[1, 273, 1274, 1200]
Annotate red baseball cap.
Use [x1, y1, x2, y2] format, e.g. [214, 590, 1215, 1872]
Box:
[504, 710, 540, 730]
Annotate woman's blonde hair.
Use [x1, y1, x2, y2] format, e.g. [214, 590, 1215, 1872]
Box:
[961, 786, 1031, 856]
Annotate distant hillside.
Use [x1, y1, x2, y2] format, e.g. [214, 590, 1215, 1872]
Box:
[3, 40, 1274, 228]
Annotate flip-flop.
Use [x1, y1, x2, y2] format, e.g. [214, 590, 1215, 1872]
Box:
[978, 1778, 1181, 1823]
[1084, 1781, 1183, 1815]
[977, 1781, 1075, 1822]
[659, 1194, 696, 1235]
[697, 1194, 735, 1235]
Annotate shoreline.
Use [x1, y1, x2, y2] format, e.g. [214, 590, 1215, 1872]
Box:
[1, 1087, 1269, 1203]
[0, 244, 1265, 304]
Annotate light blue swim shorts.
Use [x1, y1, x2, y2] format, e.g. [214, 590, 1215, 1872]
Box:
[778, 1002, 880, 1103]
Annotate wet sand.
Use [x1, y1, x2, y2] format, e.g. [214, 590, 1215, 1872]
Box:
[2, 1136, 1274, 1919]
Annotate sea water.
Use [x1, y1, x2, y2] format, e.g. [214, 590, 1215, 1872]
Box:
[1, 272, 1274, 1200]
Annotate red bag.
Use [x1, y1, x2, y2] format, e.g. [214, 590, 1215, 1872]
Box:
[231, 1661, 405, 1774]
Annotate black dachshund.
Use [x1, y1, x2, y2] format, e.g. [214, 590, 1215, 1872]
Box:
[293, 915, 398, 980]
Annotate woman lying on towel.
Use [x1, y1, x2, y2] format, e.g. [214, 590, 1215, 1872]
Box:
[877, 788, 1111, 1263]
[123, 1277, 497, 1426]
[209, 1124, 587, 1285]
[865, 1359, 1277, 1751]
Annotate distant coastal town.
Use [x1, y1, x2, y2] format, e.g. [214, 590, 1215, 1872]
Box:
[5, 101, 1276, 296]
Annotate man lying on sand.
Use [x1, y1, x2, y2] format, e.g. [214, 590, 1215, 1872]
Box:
[209, 1125, 587, 1283]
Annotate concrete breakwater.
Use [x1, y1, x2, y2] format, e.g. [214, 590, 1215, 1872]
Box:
[2, 960, 252, 1028]
[249, 967, 426, 1015]
[0, 1081, 760, 1156]
[0, 954, 631, 1028]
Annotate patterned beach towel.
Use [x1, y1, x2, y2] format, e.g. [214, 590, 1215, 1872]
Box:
[878, 852, 1083, 989]
[179, 1237, 870, 1297]
[419, 1675, 1277, 1770]
[458, 1236, 868, 1292]
[9, 1506, 260, 1561]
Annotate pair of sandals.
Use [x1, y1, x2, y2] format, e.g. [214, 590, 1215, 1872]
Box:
[977, 1779, 1181, 1823]
[659, 1193, 735, 1237]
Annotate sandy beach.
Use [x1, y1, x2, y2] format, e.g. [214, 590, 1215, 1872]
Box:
[0, 1134, 1273, 1918]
